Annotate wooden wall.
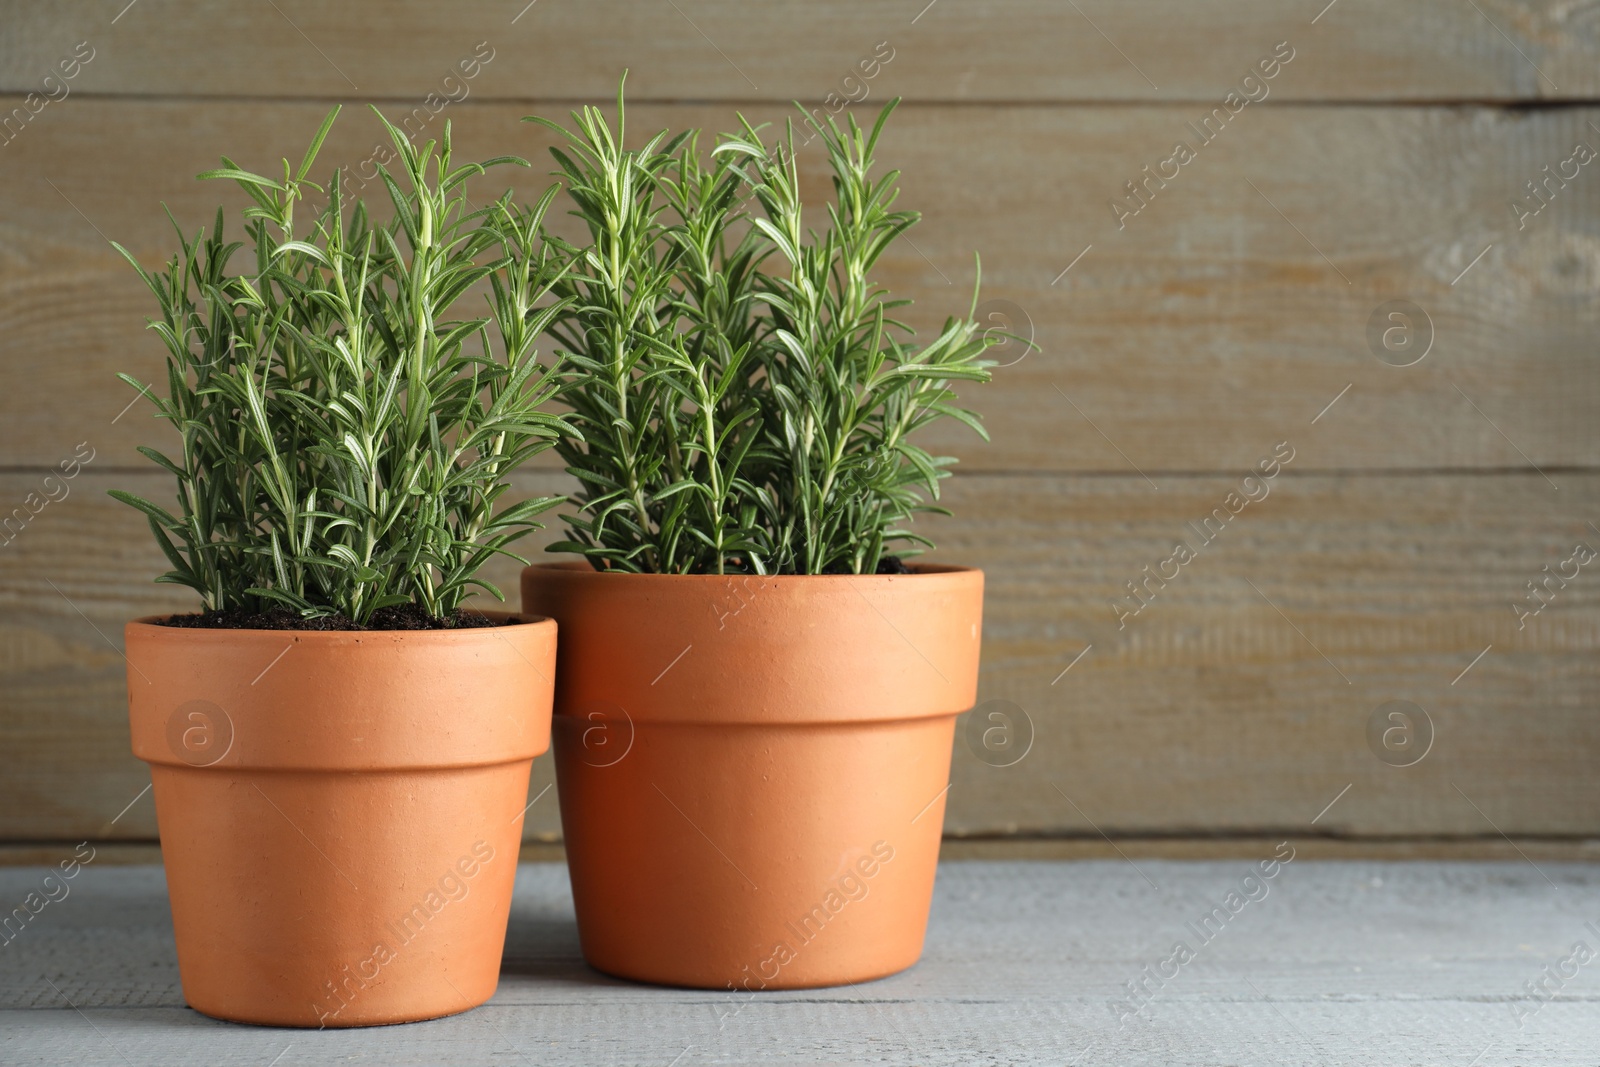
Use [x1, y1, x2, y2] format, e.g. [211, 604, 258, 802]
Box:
[1, 1, 1596, 850]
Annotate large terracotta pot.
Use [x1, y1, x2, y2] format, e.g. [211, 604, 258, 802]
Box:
[125, 612, 556, 1027]
[521, 562, 982, 990]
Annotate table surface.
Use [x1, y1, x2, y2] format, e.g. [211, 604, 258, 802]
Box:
[2, 859, 1597, 1066]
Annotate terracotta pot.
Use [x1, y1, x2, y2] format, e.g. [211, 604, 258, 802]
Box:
[125, 612, 556, 1027]
[521, 562, 982, 990]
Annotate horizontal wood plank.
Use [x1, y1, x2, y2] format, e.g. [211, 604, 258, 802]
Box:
[3, 1, 1599, 102]
[1, 100, 1597, 473]
[7, 837, 1596, 865]
[1, 469, 1594, 841]
[4, 862, 1599, 1063]
[933, 468, 1600, 839]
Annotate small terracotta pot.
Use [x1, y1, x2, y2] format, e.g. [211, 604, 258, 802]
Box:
[125, 612, 555, 1027]
[521, 562, 982, 990]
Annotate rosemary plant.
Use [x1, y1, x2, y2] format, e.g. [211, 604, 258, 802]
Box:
[111, 107, 572, 625]
[531, 88, 772, 574]
[724, 102, 994, 575]
[538, 87, 995, 575]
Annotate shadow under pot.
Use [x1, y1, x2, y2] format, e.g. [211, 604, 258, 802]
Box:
[521, 561, 983, 989]
[124, 613, 556, 1027]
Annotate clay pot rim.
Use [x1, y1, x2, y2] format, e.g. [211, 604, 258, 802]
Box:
[525, 560, 978, 582]
[126, 608, 557, 770]
[525, 561, 982, 725]
[126, 608, 553, 644]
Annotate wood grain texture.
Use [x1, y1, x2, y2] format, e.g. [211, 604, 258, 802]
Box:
[3, 861, 1598, 1063]
[2, 469, 1594, 841]
[937, 836, 1600, 861]
[931, 468, 1600, 839]
[6, 837, 1596, 866]
[0, 3, 1596, 847]
[1, 99, 1597, 472]
[3, 0, 1600, 102]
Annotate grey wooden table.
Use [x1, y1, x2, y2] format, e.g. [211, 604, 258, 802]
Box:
[2, 860, 1596, 1065]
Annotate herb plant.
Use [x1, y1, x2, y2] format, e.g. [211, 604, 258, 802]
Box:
[723, 105, 995, 575]
[532, 91, 771, 576]
[538, 86, 995, 575]
[111, 107, 572, 625]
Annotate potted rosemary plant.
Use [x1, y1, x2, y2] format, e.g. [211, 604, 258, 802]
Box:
[115, 108, 570, 1026]
[521, 90, 995, 989]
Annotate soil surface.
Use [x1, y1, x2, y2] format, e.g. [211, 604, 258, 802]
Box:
[820, 556, 911, 575]
[157, 603, 521, 631]
[591, 554, 913, 575]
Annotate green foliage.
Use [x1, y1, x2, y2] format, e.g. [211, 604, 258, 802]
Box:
[723, 103, 996, 575]
[111, 107, 573, 623]
[539, 85, 996, 575]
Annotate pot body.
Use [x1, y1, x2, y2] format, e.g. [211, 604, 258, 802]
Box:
[522, 562, 982, 989]
[125, 612, 555, 1027]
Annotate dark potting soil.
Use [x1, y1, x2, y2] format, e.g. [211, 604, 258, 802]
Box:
[816, 556, 910, 575]
[600, 554, 913, 576]
[157, 603, 521, 631]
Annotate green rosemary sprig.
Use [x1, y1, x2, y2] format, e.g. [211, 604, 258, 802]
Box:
[111, 106, 573, 622]
[721, 101, 994, 575]
[537, 87, 997, 575]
